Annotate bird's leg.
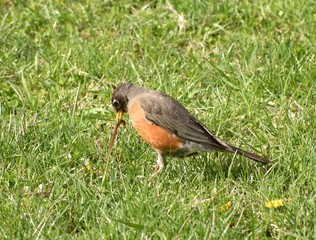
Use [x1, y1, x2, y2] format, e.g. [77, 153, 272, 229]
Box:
[151, 152, 166, 178]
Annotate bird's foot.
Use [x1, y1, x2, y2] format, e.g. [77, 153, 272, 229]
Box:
[150, 164, 163, 179]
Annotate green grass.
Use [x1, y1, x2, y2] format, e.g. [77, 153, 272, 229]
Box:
[1, 0, 315, 238]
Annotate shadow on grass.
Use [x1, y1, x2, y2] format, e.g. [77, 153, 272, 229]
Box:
[160, 152, 272, 183]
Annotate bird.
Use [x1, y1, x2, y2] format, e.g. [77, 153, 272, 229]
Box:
[111, 83, 270, 176]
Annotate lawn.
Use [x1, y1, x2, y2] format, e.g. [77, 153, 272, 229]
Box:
[0, 0, 315, 239]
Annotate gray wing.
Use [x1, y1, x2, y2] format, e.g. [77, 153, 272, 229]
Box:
[138, 94, 230, 150]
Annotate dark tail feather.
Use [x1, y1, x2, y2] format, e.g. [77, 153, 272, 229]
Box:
[228, 145, 270, 164]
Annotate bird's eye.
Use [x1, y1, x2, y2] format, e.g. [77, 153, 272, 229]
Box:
[112, 99, 120, 110]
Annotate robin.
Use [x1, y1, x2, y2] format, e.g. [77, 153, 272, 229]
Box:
[112, 83, 270, 176]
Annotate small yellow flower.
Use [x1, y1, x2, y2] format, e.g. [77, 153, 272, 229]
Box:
[265, 199, 285, 209]
[86, 163, 93, 171]
[220, 201, 232, 212]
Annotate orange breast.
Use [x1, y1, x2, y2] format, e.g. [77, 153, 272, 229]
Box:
[128, 100, 184, 151]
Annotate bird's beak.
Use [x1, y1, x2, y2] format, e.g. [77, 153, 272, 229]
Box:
[116, 109, 124, 123]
